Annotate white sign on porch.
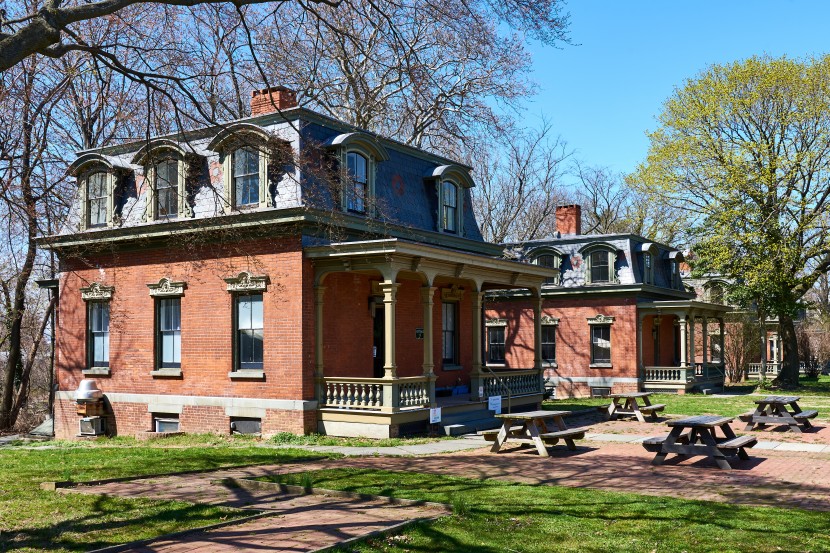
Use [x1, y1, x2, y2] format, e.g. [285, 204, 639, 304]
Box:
[478, 386, 484, 398]
[429, 407, 442, 424]
[488, 395, 502, 414]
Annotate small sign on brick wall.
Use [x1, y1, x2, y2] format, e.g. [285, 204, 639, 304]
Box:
[429, 407, 442, 423]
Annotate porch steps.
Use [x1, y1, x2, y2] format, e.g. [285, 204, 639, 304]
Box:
[440, 408, 501, 436]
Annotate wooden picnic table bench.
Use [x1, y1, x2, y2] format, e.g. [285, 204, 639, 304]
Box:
[604, 392, 664, 423]
[743, 396, 818, 433]
[489, 410, 583, 457]
[642, 415, 756, 470]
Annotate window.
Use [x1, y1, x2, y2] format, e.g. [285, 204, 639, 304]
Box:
[442, 302, 458, 365]
[487, 325, 505, 363]
[643, 253, 653, 285]
[542, 325, 556, 363]
[536, 254, 559, 285]
[233, 147, 260, 206]
[88, 302, 110, 368]
[86, 172, 108, 227]
[708, 283, 724, 304]
[153, 413, 180, 433]
[155, 159, 178, 218]
[442, 181, 458, 233]
[236, 294, 263, 370]
[590, 251, 611, 283]
[591, 325, 611, 364]
[230, 417, 261, 435]
[670, 261, 679, 288]
[346, 152, 368, 213]
[156, 298, 181, 368]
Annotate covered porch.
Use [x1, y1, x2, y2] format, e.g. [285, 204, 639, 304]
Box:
[306, 239, 557, 437]
[638, 301, 731, 394]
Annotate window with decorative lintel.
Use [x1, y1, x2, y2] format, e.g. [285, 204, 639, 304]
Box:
[148, 277, 187, 376]
[541, 315, 559, 365]
[225, 272, 269, 379]
[587, 314, 615, 367]
[80, 283, 115, 376]
[132, 139, 202, 221]
[324, 132, 389, 217]
[580, 243, 618, 285]
[529, 247, 562, 286]
[426, 165, 475, 236]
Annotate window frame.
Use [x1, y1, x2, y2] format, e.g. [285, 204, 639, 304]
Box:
[346, 151, 369, 214]
[155, 297, 182, 369]
[441, 301, 459, 366]
[541, 324, 557, 364]
[581, 244, 618, 285]
[643, 252, 654, 285]
[486, 321, 506, 364]
[85, 171, 110, 228]
[441, 180, 459, 234]
[533, 251, 561, 285]
[154, 158, 179, 219]
[590, 324, 612, 365]
[232, 146, 262, 208]
[87, 301, 111, 369]
[143, 154, 190, 221]
[234, 293, 264, 371]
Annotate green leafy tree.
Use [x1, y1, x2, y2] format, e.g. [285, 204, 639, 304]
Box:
[632, 55, 830, 386]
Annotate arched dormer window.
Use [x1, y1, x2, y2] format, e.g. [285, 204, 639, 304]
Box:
[68, 153, 134, 230]
[208, 123, 288, 212]
[664, 251, 685, 289]
[325, 132, 389, 216]
[638, 243, 659, 285]
[705, 280, 727, 304]
[132, 139, 199, 221]
[580, 243, 618, 285]
[529, 247, 562, 286]
[425, 165, 475, 236]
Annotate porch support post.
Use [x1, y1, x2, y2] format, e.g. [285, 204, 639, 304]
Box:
[471, 290, 485, 400]
[380, 281, 400, 379]
[718, 317, 726, 370]
[678, 315, 687, 367]
[421, 286, 437, 406]
[314, 285, 326, 402]
[637, 311, 646, 379]
[533, 292, 543, 371]
[702, 316, 709, 366]
[688, 313, 696, 368]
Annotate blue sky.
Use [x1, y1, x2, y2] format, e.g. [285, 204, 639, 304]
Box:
[524, 0, 830, 177]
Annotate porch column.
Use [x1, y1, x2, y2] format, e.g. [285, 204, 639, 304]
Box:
[471, 290, 485, 401]
[688, 314, 696, 367]
[314, 286, 326, 401]
[702, 316, 709, 365]
[718, 317, 726, 369]
[533, 293, 543, 371]
[380, 281, 400, 379]
[421, 286, 437, 406]
[637, 312, 646, 384]
[678, 315, 688, 366]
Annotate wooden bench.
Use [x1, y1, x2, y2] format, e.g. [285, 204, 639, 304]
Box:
[641, 431, 690, 452]
[738, 411, 755, 423]
[717, 435, 757, 459]
[794, 410, 819, 420]
[540, 427, 587, 450]
[640, 404, 665, 412]
[481, 426, 525, 442]
[596, 404, 611, 412]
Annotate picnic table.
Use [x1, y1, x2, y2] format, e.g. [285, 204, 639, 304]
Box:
[741, 395, 818, 433]
[483, 410, 586, 457]
[642, 415, 757, 470]
[603, 392, 665, 422]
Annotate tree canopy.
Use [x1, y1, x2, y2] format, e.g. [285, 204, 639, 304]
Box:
[632, 55, 830, 385]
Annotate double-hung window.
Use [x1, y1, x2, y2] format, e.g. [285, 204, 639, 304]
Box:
[155, 159, 178, 218]
[88, 302, 110, 368]
[236, 294, 264, 370]
[87, 172, 108, 227]
[346, 152, 368, 213]
[156, 298, 181, 368]
[234, 147, 260, 206]
[487, 325, 505, 364]
[542, 325, 556, 363]
[591, 325, 611, 364]
[442, 302, 458, 365]
[590, 251, 610, 283]
[442, 181, 458, 233]
[643, 253, 653, 285]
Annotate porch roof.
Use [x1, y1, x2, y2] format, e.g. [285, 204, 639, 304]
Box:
[638, 299, 731, 318]
[305, 238, 558, 290]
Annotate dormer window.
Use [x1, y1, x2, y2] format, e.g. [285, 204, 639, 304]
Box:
[155, 159, 179, 218]
[233, 147, 260, 207]
[347, 151, 368, 213]
[665, 251, 685, 289]
[442, 181, 458, 233]
[581, 243, 618, 285]
[643, 253, 653, 285]
[531, 250, 562, 285]
[590, 251, 610, 283]
[86, 172, 109, 227]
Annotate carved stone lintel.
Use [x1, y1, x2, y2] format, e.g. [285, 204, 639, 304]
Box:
[441, 284, 465, 302]
[541, 315, 560, 326]
[80, 282, 114, 301]
[587, 314, 616, 325]
[224, 271, 269, 292]
[147, 277, 187, 297]
[485, 318, 507, 327]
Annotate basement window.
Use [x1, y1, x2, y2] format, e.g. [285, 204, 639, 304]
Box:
[153, 413, 180, 433]
[230, 417, 262, 435]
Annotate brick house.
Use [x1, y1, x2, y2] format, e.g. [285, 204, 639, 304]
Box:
[46, 87, 558, 439]
[485, 205, 729, 398]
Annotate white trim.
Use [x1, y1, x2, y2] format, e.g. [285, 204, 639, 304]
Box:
[56, 391, 317, 411]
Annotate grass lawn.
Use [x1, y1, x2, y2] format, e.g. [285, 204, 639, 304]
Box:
[260, 468, 830, 553]
[0, 440, 327, 552]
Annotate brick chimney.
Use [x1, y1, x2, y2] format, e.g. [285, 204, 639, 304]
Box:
[250, 86, 298, 116]
[556, 204, 582, 235]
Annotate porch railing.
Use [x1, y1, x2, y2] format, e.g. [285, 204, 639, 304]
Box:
[644, 366, 695, 384]
[747, 363, 781, 377]
[319, 376, 432, 412]
[472, 368, 544, 399]
[695, 363, 725, 380]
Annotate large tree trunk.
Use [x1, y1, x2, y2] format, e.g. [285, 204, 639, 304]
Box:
[776, 314, 800, 387]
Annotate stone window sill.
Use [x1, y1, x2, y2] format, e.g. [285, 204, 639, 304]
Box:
[83, 367, 111, 376]
[229, 370, 265, 380]
[486, 363, 506, 369]
[542, 362, 558, 368]
[442, 364, 462, 372]
[590, 363, 613, 369]
[151, 369, 182, 378]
